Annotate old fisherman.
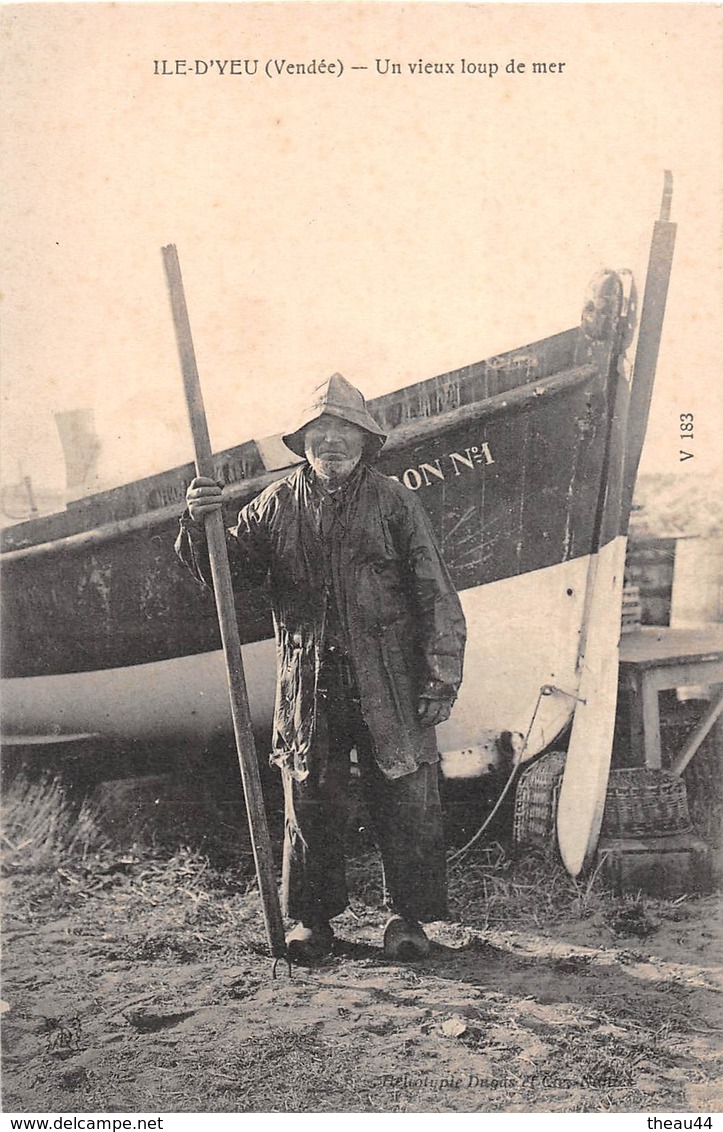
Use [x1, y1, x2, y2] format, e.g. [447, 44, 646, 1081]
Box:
[176, 374, 466, 963]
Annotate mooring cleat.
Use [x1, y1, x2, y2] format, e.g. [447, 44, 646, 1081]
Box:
[383, 916, 431, 962]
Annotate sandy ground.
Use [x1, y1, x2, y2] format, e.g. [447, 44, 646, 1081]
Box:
[2, 840, 722, 1115]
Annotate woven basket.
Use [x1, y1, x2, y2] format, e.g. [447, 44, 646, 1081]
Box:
[601, 768, 693, 838]
[513, 750, 567, 847]
[620, 584, 642, 634]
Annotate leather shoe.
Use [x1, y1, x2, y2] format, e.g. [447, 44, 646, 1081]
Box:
[383, 915, 431, 961]
[285, 921, 334, 964]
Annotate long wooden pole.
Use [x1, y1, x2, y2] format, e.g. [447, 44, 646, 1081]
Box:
[161, 244, 286, 961]
[620, 171, 677, 529]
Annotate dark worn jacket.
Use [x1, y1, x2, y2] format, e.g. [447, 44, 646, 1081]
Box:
[175, 462, 466, 780]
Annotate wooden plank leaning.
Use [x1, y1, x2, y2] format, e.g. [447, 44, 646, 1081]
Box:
[620, 170, 678, 529]
[161, 244, 288, 970]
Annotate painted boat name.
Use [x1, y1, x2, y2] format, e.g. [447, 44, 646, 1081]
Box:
[389, 443, 494, 491]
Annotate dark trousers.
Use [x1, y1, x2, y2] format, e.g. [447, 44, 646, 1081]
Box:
[280, 653, 448, 926]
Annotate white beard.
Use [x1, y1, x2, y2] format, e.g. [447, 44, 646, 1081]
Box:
[307, 451, 361, 488]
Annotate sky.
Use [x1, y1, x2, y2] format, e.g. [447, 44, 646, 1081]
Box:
[1, 2, 720, 503]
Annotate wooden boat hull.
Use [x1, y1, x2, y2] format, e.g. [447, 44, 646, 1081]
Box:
[1, 552, 592, 764]
[1, 294, 631, 778]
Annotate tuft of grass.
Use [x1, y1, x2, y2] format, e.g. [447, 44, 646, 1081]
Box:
[447, 843, 620, 931]
[1, 775, 108, 871]
[603, 893, 658, 938]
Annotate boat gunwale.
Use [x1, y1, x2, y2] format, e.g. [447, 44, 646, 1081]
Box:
[2, 360, 598, 563]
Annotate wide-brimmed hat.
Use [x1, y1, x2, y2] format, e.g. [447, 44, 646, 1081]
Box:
[282, 373, 387, 459]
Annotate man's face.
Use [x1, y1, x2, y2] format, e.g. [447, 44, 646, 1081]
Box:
[304, 415, 366, 486]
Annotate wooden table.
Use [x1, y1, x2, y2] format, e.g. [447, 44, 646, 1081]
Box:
[618, 627, 723, 773]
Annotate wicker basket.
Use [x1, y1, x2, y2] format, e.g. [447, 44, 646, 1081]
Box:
[513, 750, 567, 847]
[601, 768, 693, 838]
[620, 583, 642, 634]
